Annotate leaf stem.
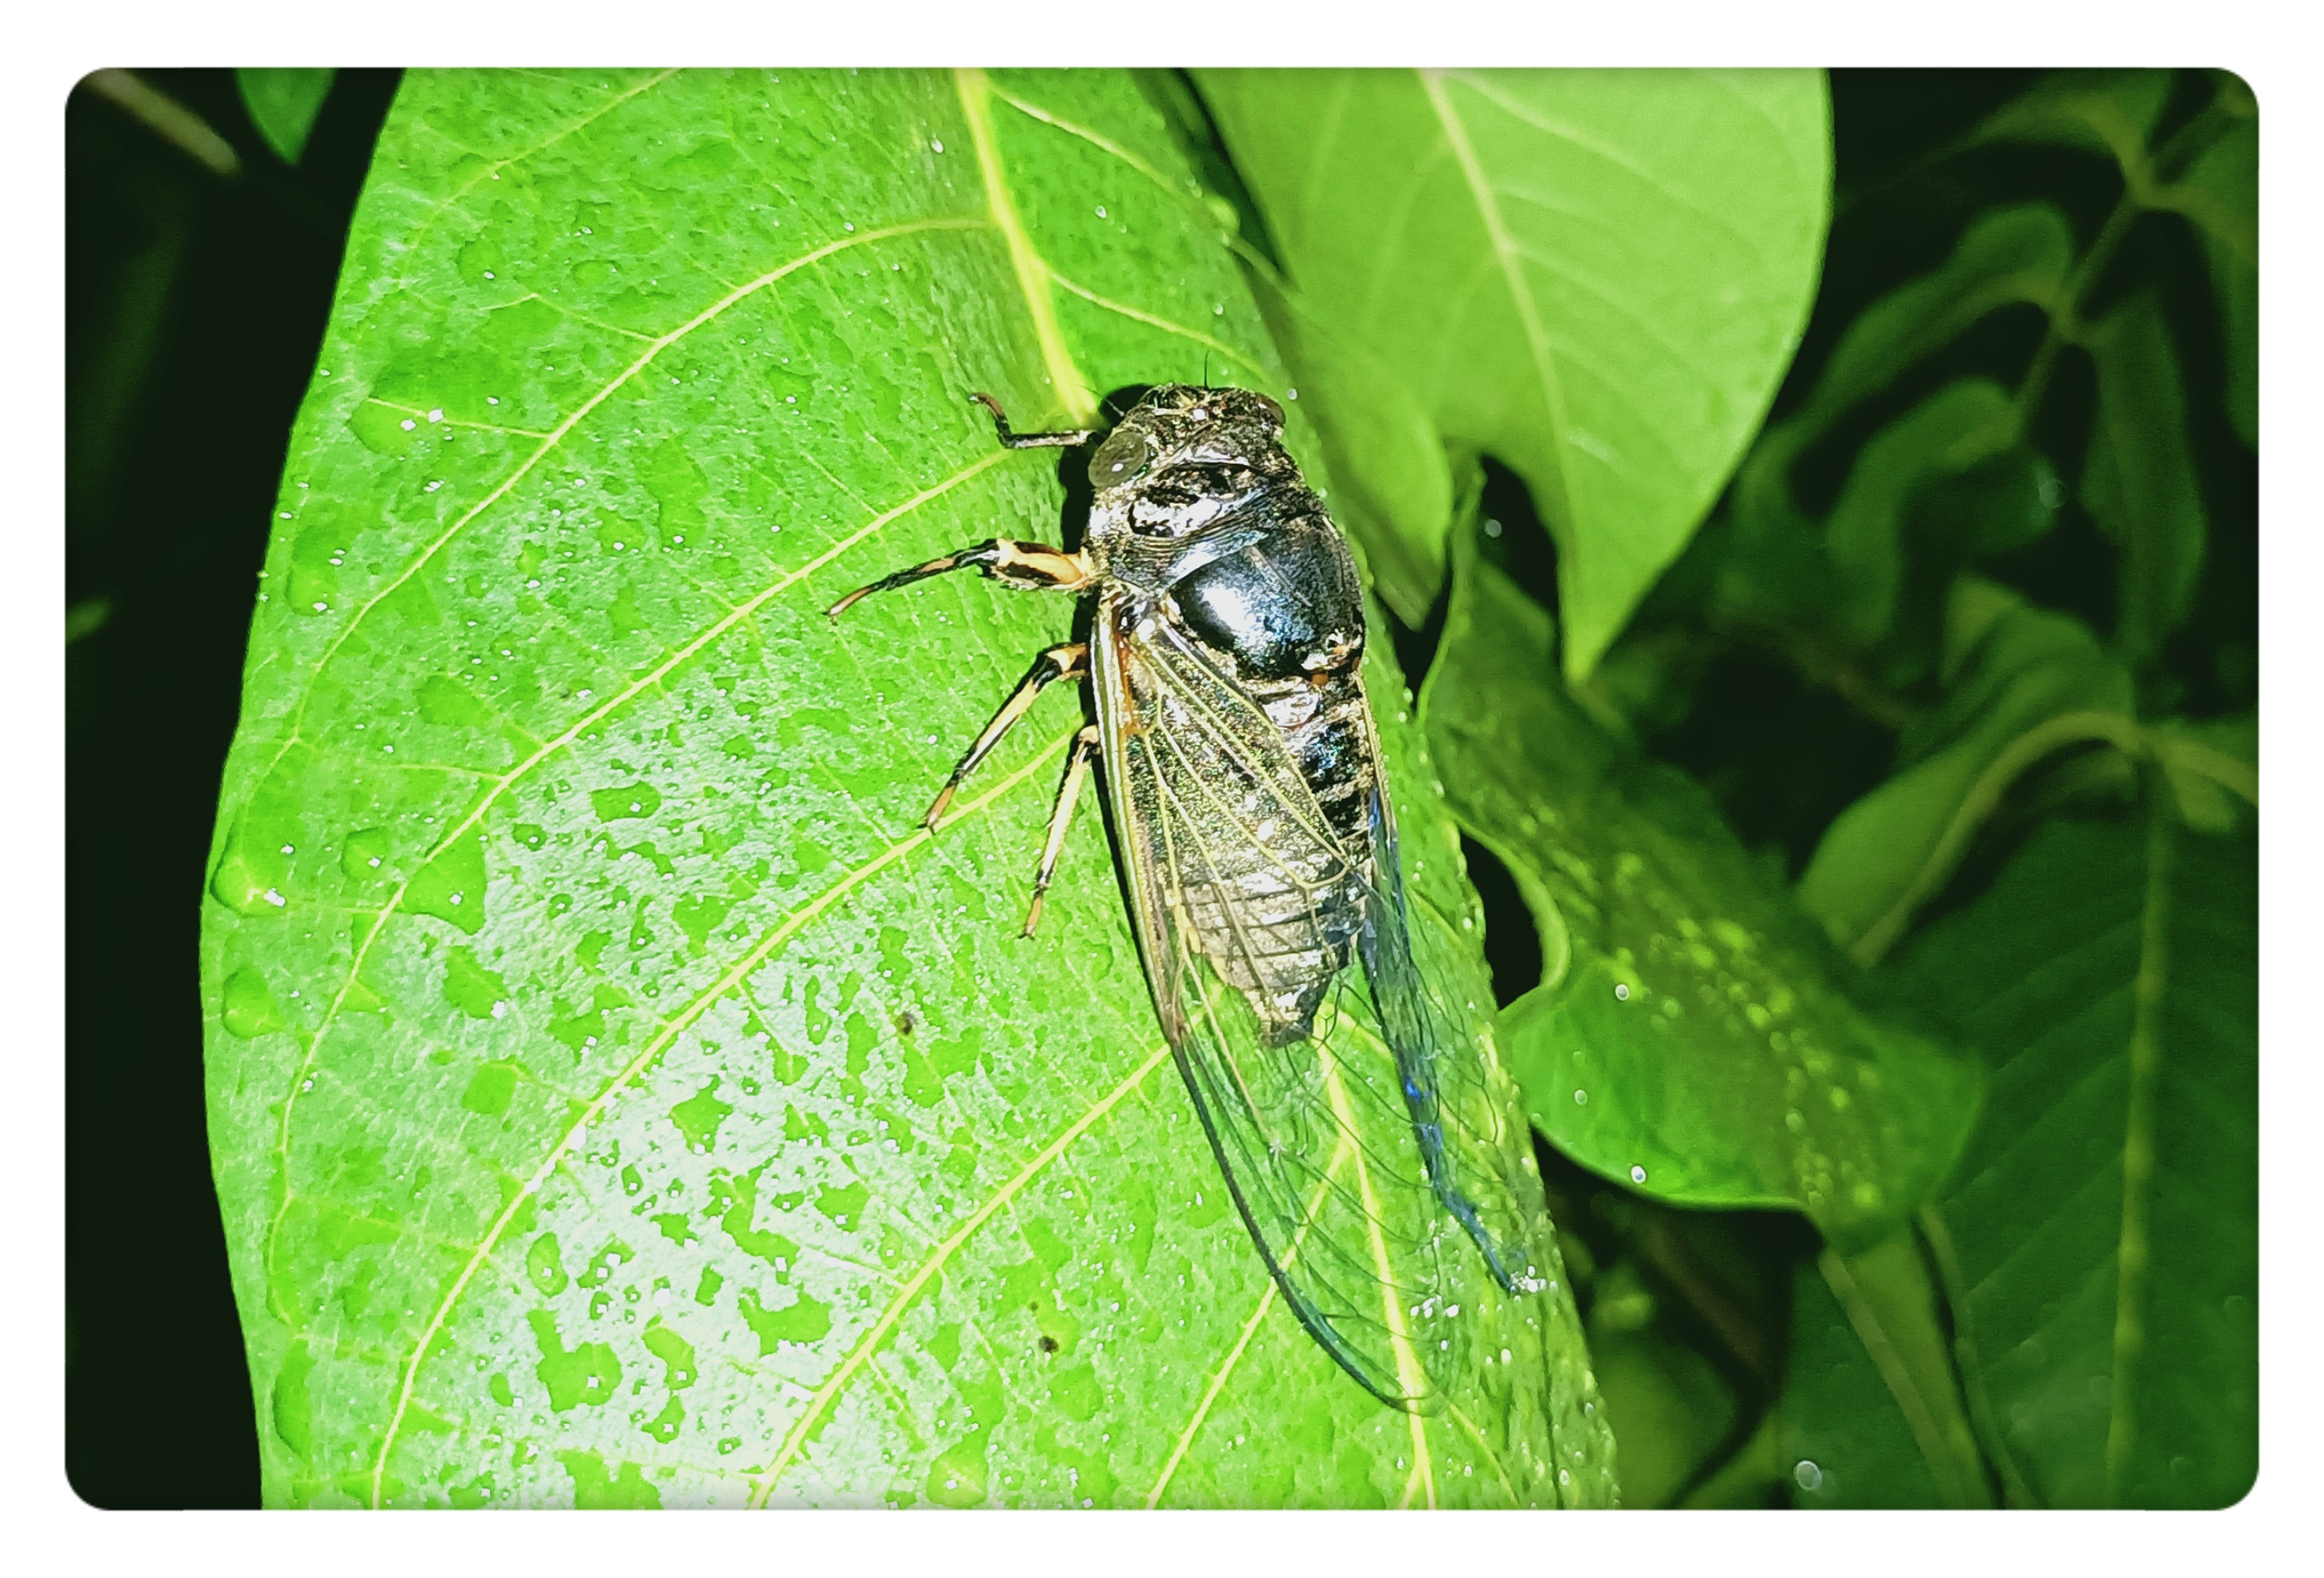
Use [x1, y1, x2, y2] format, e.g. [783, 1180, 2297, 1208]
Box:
[1916, 1205, 2040, 1507]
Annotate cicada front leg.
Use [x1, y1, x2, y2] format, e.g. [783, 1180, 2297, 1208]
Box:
[822, 538, 1092, 618]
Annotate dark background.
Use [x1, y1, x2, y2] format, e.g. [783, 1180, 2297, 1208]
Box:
[67, 68, 2245, 1508]
[66, 67, 402, 1509]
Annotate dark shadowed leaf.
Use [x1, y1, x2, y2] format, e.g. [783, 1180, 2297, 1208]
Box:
[1584, 1266, 1738, 1509]
[1973, 69, 2172, 169]
[1419, 542, 1978, 1245]
[1778, 1236, 1987, 1508]
[1896, 809, 2257, 1508]
[2153, 104, 2257, 449]
[1717, 207, 2075, 644]
[1197, 68, 1831, 677]
[1819, 377, 2014, 650]
[198, 67, 1613, 1511]
[2082, 292, 2207, 663]
[237, 67, 337, 164]
[1797, 580, 2135, 963]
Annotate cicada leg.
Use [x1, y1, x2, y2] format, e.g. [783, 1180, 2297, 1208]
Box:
[822, 537, 1092, 617]
[1022, 723, 1102, 937]
[968, 391, 1097, 450]
[918, 642, 1089, 830]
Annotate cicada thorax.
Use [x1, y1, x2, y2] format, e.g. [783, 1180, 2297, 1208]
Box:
[1111, 467, 1383, 1049]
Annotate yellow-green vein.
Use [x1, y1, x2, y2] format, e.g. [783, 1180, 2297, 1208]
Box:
[1319, 1049, 1436, 1508]
[1417, 71, 1579, 552]
[955, 67, 1096, 426]
[262, 444, 1014, 1293]
[1142, 1128, 1357, 1509]
[392, 67, 682, 291]
[263, 447, 1014, 1336]
[366, 726, 1080, 1506]
[2105, 798, 2173, 1505]
[267, 213, 987, 785]
[745, 1038, 1177, 1507]
[1046, 270, 1273, 385]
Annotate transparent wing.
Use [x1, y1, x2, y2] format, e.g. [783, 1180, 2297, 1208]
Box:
[1357, 778, 1557, 1300]
[1092, 597, 1537, 1408]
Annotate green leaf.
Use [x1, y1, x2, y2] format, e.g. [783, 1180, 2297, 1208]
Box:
[1419, 542, 1979, 1245]
[2150, 100, 2255, 447]
[1797, 581, 2136, 962]
[1897, 810, 2257, 1507]
[200, 67, 1613, 1511]
[1974, 69, 2173, 173]
[1755, 205, 2072, 459]
[237, 67, 337, 164]
[1820, 377, 2015, 648]
[2146, 713, 2257, 834]
[1778, 1236, 1990, 1508]
[1719, 207, 2074, 645]
[1197, 68, 1832, 679]
[2082, 292, 2207, 663]
[1584, 1262, 1738, 1509]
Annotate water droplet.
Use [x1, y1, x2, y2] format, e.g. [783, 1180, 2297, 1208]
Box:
[1094, 204, 1107, 218]
[931, 138, 944, 152]
[1613, 982, 1631, 1001]
[1572, 1089, 1587, 1105]
[1793, 1460, 1822, 1491]
[1629, 1164, 1647, 1184]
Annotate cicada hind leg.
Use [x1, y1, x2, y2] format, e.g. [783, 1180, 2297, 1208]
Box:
[822, 392, 1106, 936]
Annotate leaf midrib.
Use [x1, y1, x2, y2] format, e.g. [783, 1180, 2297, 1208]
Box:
[1415, 72, 1578, 546]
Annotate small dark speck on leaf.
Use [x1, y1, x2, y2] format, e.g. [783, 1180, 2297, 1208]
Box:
[1038, 1336, 1058, 1353]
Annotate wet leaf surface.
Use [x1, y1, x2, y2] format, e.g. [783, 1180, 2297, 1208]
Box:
[1420, 544, 1979, 1245]
[199, 67, 1612, 1511]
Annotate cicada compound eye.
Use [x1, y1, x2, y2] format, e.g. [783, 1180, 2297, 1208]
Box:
[1088, 427, 1147, 488]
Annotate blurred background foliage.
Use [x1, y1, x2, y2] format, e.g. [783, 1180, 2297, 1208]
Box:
[70, 67, 2255, 1508]
[1232, 67, 2255, 1510]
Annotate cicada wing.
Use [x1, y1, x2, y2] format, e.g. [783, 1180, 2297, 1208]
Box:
[1357, 776, 1557, 1299]
[1092, 599, 1457, 1411]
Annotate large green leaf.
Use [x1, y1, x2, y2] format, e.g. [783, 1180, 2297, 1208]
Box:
[1419, 542, 1979, 1246]
[200, 67, 1614, 1510]
[1897, 809, 2257, 1507]
[1197, 68, 1831, 678]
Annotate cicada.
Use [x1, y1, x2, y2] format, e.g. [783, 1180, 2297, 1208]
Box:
[827, 385, 1547, 1409]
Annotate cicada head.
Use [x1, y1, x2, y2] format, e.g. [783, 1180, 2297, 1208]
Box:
[1086, 384, 1298, 540]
